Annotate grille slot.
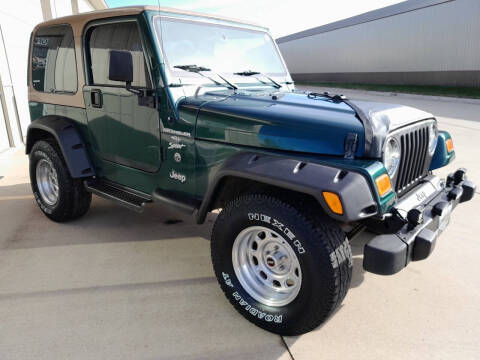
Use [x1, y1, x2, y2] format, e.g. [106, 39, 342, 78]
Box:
[395, 124, 430, 196]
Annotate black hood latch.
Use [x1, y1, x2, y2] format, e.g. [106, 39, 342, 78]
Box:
[344, 133, 358, 159]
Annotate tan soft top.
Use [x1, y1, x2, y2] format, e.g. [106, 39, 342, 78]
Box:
[33, 6, 265, 34]
[29, 6, 265, 109]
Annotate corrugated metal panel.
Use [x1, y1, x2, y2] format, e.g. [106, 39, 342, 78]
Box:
[277, 0, 454, 44]
[278, 0, 480, 77]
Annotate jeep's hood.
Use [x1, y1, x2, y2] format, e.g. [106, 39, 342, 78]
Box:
[181, 90, 433, 157]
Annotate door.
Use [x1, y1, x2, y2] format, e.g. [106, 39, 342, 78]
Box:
[83, 20, 160, 181]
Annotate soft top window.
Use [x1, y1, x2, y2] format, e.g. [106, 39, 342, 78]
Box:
[31, 25, 77, 93]
[86, 22, 151, 88]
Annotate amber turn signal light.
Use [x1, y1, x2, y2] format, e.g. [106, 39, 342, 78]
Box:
[375, 174, 392, 197]
[322, 192, 343, 215]
[446, 138, 454, 153]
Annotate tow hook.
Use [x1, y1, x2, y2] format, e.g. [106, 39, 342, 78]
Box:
[432, 201, 449, 217]
[446, 168, 476, 203]
[406, 208, 423, 230]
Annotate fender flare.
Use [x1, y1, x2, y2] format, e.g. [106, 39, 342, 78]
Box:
[26, 116, 95, 178]
[196, 152, 378, 224]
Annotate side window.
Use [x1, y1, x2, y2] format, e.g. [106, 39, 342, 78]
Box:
[31, 25, 77, 93]
[87, 22, 151, 88]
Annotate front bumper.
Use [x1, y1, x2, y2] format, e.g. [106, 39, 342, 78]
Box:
[363, 168, 476, 275]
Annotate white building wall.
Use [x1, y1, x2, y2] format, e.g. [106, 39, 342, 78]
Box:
[0, 0, 106, 151]
[278, 0, 480, 85]
[51, 0, 73, 18]
[78, 0, 95, 13]
[0, 0, 44, 149]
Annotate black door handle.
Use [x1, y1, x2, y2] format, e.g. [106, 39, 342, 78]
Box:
[91, 89, 103, 108]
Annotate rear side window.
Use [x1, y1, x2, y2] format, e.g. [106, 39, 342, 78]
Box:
[87, 22, 151, 88]
[31, 25, 77, 93]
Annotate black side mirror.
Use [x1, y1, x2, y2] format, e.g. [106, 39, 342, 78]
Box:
[108, 50, 133, 83]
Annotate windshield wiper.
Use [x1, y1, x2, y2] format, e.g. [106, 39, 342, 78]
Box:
[174, 65, 222, 87]
[174, 64, 238, 90]
[175, 65, 211, 72]
[234, 70, 282, 89]
[234, 70, 260, 76]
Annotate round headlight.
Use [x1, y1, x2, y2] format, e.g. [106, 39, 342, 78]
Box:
[428, 122, 438, 155]
[383, 137, 401, 177]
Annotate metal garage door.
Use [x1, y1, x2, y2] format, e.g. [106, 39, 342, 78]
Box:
[0, 95, 10, 152]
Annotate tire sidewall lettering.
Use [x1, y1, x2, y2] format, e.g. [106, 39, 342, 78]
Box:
[247, 212, 306, 254]
[222, 272, 283, 324]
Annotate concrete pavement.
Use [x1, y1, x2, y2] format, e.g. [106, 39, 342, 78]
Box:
[0, 150, 291, 360]
[0, 88, 479, 359]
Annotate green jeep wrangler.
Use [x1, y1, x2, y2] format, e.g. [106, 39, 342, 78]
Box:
[26, 7, 475, 335]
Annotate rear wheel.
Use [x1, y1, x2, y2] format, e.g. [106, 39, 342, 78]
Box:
[29, 140, 91, 222]
[211, 194, 352, 335]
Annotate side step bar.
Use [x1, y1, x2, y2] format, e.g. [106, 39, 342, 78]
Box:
[84, 181, 152, 213]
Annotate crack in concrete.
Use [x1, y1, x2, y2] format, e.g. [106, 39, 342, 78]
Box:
[0, 276, 217, 302]
[281, 336, 295, 360]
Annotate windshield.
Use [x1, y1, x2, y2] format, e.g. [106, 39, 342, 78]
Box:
[154, 18, 287, 78]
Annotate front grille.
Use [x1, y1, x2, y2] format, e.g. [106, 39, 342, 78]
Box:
[395, 123, 430, 196]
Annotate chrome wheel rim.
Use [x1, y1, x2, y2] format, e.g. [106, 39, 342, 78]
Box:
[232, 226, 302, 307]
[36, 159, 59, 206]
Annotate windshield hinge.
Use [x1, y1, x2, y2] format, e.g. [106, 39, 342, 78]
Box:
[344, 133, 358, 159]
[138, 90, 156, 108]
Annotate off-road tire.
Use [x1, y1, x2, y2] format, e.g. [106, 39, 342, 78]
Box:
[29, 140, 91, 222]
[211, 194, 352, 335]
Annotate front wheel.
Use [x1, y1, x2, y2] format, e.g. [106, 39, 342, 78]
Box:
[211, 194, 352, 335]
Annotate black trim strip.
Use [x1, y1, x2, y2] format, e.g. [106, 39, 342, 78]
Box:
[100, 152, 159, 173]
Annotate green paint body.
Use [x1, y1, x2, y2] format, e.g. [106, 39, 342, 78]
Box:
[28, 10, 452, 217]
